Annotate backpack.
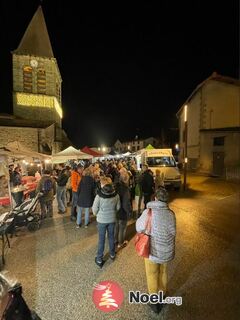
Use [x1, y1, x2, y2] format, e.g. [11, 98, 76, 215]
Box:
[42, 178, 53, 194]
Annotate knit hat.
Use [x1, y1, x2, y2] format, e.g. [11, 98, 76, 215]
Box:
[155, 187, 169, 202]
[101, 183, 116, 196]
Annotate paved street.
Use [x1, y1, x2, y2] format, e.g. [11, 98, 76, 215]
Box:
[2, 174, 240, 320]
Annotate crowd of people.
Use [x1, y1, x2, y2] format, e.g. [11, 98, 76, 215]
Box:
[33, 159, 166, 264]
[6, 158, 176, 315]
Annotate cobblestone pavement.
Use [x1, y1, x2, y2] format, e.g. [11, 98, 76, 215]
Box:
[2, 175, 240, 320]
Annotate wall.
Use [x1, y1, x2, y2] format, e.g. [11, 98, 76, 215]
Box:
[38, 124, 55, 154]
[0, 126, 39, 152]
[199, 131, 240, 173]
[203, 80, 240, 129]
[178, 90, 201, 168]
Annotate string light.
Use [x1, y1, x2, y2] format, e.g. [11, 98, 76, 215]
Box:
[16, 93, 63, 118]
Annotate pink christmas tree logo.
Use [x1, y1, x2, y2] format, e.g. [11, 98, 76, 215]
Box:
[92, 280, 124, 312]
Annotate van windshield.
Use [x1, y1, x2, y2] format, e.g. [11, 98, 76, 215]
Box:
[147, 156, 176, 167]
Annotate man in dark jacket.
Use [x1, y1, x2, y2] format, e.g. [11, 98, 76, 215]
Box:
[115, 175, 132, 248]
[140, 165, 155, 209]
[76, 168, 95, 228]
[36, 170, 56, 218]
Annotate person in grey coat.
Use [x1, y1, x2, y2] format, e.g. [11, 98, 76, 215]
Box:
[136, 187, 176, 314]
[92, 177, 120, 268]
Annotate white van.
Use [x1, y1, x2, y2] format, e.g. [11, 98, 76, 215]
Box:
[135, 148, 181, 190]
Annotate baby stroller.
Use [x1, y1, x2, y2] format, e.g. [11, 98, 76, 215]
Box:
[8, 192, 42, 233]
[0, 273, 41, 319]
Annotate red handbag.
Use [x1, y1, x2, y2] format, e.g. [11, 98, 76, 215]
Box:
[135, 209, 152, 258]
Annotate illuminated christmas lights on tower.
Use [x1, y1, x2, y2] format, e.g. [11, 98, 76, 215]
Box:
[12, 6, 63, 126]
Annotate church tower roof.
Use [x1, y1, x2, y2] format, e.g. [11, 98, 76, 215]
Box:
[14, 6, 54, 58]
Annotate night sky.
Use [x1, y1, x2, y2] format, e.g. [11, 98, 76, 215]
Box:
[0, 1, 238, 148]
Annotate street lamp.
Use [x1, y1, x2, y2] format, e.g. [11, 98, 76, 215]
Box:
[183, 104, 188, 191]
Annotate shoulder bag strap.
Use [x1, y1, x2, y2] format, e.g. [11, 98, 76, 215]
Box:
[144, 208, 152, 234]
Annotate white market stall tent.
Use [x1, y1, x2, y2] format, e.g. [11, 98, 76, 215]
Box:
[52, 146, 92, 163]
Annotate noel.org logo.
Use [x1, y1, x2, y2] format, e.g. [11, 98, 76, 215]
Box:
[92, 280, 124, 312]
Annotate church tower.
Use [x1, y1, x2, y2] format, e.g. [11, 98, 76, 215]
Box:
[12, 6, 62, 127]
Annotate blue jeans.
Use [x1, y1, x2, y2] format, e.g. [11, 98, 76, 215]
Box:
[71, 191, 78, 217]
[77, 206, 90, 226]
[97, 222, 116, 262]
[56, 186, 66, 212]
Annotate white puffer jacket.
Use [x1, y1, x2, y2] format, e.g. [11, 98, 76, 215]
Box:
[136, 201, 176, 264]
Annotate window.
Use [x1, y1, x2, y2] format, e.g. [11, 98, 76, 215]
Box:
[213, 137, 225, 146]
[37, 69, 46, 94]
[132, 146, 136, 152]
[23, 66, 33, 92]
[147, 156, 176, 167]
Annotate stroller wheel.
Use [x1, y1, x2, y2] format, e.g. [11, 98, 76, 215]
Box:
[27, 221, 40, 232]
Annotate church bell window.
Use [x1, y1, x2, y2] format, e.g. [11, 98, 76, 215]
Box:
[23, 66, 33, 93]
[37, 69, 46, 94]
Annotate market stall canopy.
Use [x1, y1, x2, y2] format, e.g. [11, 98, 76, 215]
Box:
[52, 146, 92, 163]
[81, 146, 103, 157]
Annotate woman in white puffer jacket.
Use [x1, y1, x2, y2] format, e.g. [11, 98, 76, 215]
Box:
[136, 187, 176, 314]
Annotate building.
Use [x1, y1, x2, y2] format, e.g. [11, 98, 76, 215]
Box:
[177, 72, 240, 176]
[114, 136, 159, 153]
[0, 6, 70, 154]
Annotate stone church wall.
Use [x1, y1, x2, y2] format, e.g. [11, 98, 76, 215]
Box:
[0, 126, 39, 152]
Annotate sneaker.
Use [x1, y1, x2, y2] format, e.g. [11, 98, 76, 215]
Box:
[110, 255, 116, 261]
[76, 224, 81, 229]
[84, 225, 88, 229]
[117, 244, 122, 249]
[95, 257, 103, 268]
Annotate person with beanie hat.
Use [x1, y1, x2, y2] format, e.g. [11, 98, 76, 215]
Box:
[136, 187, 176, 314]
[92, 177, 120, 268]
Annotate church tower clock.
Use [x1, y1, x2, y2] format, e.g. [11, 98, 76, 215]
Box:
[12, 6, 62, 127]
